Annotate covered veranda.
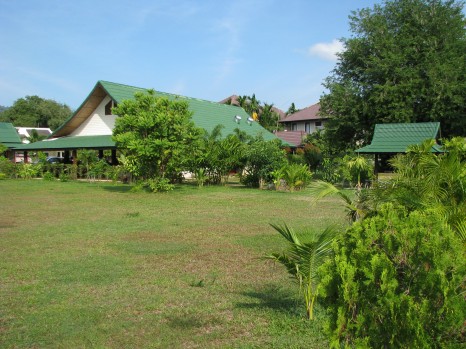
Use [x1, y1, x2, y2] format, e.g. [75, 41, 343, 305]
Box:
[13, 135, 119, 165]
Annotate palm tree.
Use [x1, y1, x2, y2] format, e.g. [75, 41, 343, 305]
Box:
[309, 180, 370, 222]
[373, 138, 466, 241]
[266, 224, 338, 320]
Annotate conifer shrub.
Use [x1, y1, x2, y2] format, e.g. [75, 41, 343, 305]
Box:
[319, 204, 465, 348]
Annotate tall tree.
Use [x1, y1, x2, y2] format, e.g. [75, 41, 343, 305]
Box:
[320, 0, 466, 152]
[112, 90, 203, 182]
[0, 96, 72, 130]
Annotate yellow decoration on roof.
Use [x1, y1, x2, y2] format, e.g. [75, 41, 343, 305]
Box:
[252, 112, 258, 121]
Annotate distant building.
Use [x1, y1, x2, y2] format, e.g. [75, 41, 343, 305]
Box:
[275, 103, 326, 147]
[16, 127, 52, 144]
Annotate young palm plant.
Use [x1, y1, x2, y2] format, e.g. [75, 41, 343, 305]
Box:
[309, 180, 371, 222]
[266, 224, 338, 320]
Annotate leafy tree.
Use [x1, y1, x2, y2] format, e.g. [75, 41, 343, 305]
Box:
[0, 95, 72, 130]
[240, 138, 287, 188]
[112, 90, 203, 184]
[320, 0, 466, 152]
[235, 94, 282, 132]
[286, 103, 299, 115]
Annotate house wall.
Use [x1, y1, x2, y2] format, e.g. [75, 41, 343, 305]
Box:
[70, 96, 116, 136]
[283, 120, 325, 134]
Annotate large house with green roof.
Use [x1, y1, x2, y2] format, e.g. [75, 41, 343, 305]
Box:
[16, 81, 279, 162]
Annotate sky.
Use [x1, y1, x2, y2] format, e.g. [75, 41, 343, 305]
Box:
[0, 0, 384, 111]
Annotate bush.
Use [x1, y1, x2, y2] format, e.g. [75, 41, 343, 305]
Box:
[145, 177, 175, 193]
[0, 157, 17, 178]
[319, 204, 465, 348]
[275, 163, 312, 191]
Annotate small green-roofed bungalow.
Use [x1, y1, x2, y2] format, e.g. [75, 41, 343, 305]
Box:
[355, 122, 443, 175]
[16, 81, 279, 156]
[0, 122, 22, 160]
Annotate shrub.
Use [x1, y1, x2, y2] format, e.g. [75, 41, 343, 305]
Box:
[319, 204, 465, 348]
[276, 163, 312, 191]
[0, 157, 16, 178]
[145, 177, 174, 193]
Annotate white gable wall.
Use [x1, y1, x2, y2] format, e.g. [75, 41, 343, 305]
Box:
[70, 96, 116, 136]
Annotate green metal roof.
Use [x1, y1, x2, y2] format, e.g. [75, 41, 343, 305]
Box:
[19, 81, 281, 151]
[0, 122, 22, 148]
[98, 80, 276, 140]
[15, 135, 115, 151]
[355, 122, 442, 154]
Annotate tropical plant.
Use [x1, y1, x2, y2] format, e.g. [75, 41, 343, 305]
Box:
[342, 155, 372, 189]
[309, 180, 370, 222]
[266, 224, 338, 320]
[277, 163, 312, 192]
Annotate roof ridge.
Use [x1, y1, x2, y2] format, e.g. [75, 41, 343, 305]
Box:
[99, 80, 240, 109]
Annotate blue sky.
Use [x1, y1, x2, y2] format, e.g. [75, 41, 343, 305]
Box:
[1, 0, 383, 111]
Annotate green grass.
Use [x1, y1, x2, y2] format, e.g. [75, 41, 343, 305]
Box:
[0, 179, 347, 348]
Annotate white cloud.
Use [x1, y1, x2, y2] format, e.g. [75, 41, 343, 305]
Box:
[308, 39, 344, 61]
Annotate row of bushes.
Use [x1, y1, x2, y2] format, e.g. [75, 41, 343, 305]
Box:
[0, 157, 129, 182]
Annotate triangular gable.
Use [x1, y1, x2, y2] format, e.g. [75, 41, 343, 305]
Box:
[356, 122, 442, 153]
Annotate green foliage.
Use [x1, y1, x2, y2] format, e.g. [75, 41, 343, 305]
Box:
[0, 143, 8, 156]
[0, 156, 16, 178]
[314, 157, 342, 184]
[235, 95, 282, 132]
[373, 137, 466, 240]
[302, 143, 322, 171]
[145, 177, 175, 193]
[341, 155, 373, 188]
[0, 95, 72, 130]
[42, 171, 54, 181]
[17, 163, 40, 179]
[190, 126, 246, 185]
[319, 204, 465, 348]
[275, 163, 312, 192]
[266, 224, 338, 320]
[320, 0, 466, 152]
[240, 138, 287, 188]
[112, 90, 203, 183]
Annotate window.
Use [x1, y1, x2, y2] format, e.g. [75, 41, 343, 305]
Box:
[105, 100, 118, 115]
[291, 123, 298, 131]
[305, 122, 311, 133]
[315, 121, 322, 127]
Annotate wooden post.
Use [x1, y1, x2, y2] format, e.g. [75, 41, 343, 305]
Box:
[98, 150, 104, 159]
[23, 151, 28, 163]
[374, 154, 379, 179]
[72, 150, 78, 164]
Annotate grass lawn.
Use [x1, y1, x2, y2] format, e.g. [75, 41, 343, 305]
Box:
[0, 179, 347, 348]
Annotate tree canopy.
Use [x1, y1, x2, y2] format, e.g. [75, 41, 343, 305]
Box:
[0, 96, 72, 130]
[320, 0, 466, 152]
[112, 90, 203, 182]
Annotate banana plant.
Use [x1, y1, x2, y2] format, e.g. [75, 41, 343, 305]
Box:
[266, 223, 338, 320]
